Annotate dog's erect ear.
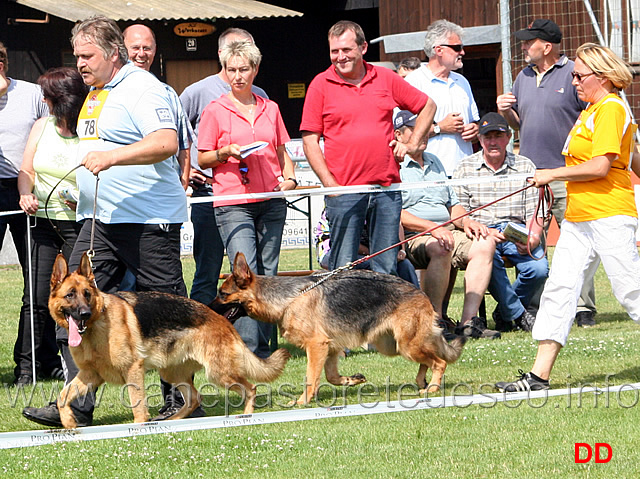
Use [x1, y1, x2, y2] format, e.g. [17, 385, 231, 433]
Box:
[51, 254, 69, 290]
[77, 252, 96, 282]
[232, 252, 253, 289]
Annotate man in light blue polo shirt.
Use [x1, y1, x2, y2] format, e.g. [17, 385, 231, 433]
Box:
[396, 110, 499, 340]
[23, 15, 189, 429]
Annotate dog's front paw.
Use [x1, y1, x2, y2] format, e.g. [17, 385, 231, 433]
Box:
[419, 384, 441, 395]
[346, 373, 366, 385]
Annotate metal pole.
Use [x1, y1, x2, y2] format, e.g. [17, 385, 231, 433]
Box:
[500, 0, 514, 150]
[583, 0, 640, 143]
[307, 195, 313, 270]
[26, 214, 37, 385]
[500, 0, 514, 94]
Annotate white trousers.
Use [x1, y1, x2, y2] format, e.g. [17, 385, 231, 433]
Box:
[532, 215, 640, 346]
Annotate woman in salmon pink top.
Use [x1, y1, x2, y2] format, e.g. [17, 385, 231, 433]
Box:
[198, 40, 295, 358]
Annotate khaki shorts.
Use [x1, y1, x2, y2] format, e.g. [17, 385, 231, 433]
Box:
[406, 229, 472, 270]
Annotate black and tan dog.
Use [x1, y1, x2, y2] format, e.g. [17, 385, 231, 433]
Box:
[216, 252, 465, 406]
[46, 253, 290, 428]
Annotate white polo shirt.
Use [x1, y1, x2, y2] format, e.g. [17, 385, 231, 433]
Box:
[405, 64, 480, 176]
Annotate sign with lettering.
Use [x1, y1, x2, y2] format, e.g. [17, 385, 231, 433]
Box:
[287, 83, 306, 99]
[174, 22, 215, 37]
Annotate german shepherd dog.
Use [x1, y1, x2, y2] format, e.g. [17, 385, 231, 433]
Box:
[216, 252, 465, 406]
[47, 253, 291, 428]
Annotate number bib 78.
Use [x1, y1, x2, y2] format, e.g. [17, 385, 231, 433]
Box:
[77, 89, 110, 140]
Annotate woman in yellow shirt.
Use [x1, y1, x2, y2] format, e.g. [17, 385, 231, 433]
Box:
[497, 43, 640, 392]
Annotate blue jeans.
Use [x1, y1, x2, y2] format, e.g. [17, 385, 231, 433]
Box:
[325, 191, 401, 275]
[189, 185, 224, 305]
[215, 198, 287, 358]
[488, 222, 549, 321]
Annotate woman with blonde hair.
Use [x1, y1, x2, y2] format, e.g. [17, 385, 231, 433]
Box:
[198, 40, 295, 358]
[497, 43, 640, 392]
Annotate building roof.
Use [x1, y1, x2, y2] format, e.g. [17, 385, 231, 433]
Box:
[15, 0, 302, 22]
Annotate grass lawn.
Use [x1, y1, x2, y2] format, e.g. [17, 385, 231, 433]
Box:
[1, 248, 639, 477]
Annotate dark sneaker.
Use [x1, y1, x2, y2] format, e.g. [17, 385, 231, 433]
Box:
[22, 402, 93, 428]
[438, 315, 458, 334]
[437, 316, 459, 342]
[13, 374, 33, 386]
[456, 316, 501, 340]
[575, 311, 596, 328]
[495, 369, 550, 392]
[514, 310, 536, 332]
[152, 403, 207, 421]
[39, 367, 65, 381]
[492, 308, 516, 332]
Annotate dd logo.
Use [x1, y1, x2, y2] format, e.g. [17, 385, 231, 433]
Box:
[574, 443, 612, 463]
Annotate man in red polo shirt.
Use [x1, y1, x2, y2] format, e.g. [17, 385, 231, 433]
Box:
[301, 20, 436, 274]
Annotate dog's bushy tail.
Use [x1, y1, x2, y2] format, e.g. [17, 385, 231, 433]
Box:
[437, 336, 466, 364]
[239, 346, 292, 382]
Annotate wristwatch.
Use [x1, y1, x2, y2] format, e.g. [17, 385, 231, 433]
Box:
[433, 121, 441, 135]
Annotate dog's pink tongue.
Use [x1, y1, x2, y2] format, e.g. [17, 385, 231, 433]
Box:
[67, 316, 83, 347]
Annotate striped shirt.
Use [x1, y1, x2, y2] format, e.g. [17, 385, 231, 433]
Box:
[452, 150, 538, 226]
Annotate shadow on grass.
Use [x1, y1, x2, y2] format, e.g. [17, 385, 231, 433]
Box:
[276, 342, 379, 360]
[0, 367, 16, 385]
[580, 365, 640, 387]
[592, 312, 632, 325]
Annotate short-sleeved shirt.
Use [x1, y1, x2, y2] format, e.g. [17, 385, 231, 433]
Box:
[0, 78, 49, 178]
[75, 62, 187, 224]
[164, 83, 192, 152]
[300, 61, 428, 186]
[512, 55, 587, 169]
[563, 93, 637, 222]
[400, 152, 458, 225]
[452, 150, 538, 226]
[198, 94, 290, 206]
[404, 65, 480, 176]
[180, 74, 267, 177]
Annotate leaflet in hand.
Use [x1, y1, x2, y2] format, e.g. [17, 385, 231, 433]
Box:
[57, 187, 79, 203]
[240, 141, 269, 158]
[503, 222, 529, 244]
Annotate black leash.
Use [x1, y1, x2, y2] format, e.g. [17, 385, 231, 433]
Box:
[43, 164, 100, 268]
[43, 164, 83, 251]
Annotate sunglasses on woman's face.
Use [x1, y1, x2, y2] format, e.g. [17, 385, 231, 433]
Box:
[439, 44, 464, 52]
[239, 161, 250, 185]
[570, 71, 596, 82]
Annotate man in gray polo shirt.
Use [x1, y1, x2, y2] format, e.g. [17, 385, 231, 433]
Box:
[496, 19, 595, 327]
[0, 42, 49, 384]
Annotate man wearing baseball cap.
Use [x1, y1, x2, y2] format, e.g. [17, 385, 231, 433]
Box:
[496, 19, 595, 328]
[397, 110, 500, 340]
[452, 112, 548, 333]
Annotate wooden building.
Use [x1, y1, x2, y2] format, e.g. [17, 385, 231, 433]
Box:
[375, 0, 640, 119]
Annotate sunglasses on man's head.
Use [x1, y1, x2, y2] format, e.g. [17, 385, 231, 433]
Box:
[239, 161, 250, 185]
[439, 44, 464, 52]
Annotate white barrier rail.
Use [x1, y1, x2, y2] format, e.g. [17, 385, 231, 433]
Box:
[2, 382, 636, 450]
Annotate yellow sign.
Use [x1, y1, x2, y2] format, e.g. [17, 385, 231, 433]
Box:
[174, 22, 216, 37]
[287, 83, 306, 99]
